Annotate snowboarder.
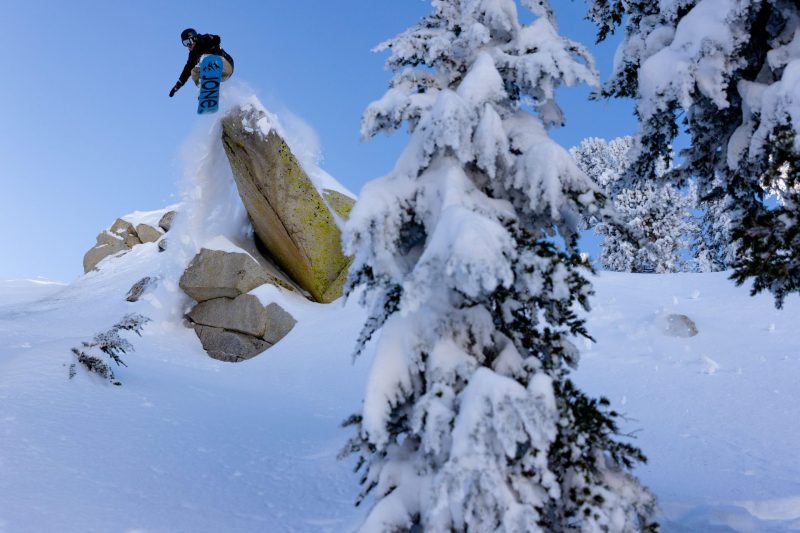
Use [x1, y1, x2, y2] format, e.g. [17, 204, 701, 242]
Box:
[169, 28, 234, 97]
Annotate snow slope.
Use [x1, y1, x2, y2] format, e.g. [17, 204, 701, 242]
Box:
[1, 92, 798, 532]
[0, 243, 371, 533]
[0, 279, 67, 308]
[2, 254, 798, 532]
[577, 273, 800, 532]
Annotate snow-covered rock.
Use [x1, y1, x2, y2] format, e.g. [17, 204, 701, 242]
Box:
[179, 248, 297, 361]
[660, 313, 698, 338]
[158, 210, 177, 232]
[82, 235, 127, 273]
[135, 223, 163, 244]
[179, 248, 268, 302]
[83, 210, 176, 272]
[125, 276, 158, 303]
[220, 106, 353, 303]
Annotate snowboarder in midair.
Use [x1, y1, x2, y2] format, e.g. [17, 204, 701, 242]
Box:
[169, 28, 234, 97]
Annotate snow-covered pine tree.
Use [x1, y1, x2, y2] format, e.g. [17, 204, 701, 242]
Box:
[586, 0, 800, 305]
[732, 127, 800, 296]
[693, 175, 738, 272]
[569, 136, 632, 232]
[597, 182, 695, 273]
[571, 137, 695, 273]
[341, 1, 656, 531]
[570, 137, 634, 203]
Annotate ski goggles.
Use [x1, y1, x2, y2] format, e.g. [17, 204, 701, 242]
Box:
[182, 37, 195, 47]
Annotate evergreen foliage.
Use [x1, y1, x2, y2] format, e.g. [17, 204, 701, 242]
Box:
[597, 183, 695, 273]
[69, 313, 150, 385]
[341, 1, 656, 530]
[586, 0, 800, 304]
[731, 128, 800, 306]
[571, 137, 695, 273]
[693, 175, 738, 272]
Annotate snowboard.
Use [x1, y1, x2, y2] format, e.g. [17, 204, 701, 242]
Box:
[197, 55, 223, 115]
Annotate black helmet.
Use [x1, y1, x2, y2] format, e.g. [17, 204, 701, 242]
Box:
[180, 28, 197, 46]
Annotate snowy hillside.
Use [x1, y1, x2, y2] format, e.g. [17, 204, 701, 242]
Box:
[0, 279, 66, 307]
[2, 251, 798, 532]
[1, 91, 799, 533]
[0, 241, 371, 533]
[578, 273, 800, 532]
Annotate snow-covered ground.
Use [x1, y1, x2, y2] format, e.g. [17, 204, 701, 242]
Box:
[0, 243, 372, 533]
[2, 93, 798, 532]
[2, 250, 798, 532]
[578, 273, 800, 532]
[0, 279, 67, 307]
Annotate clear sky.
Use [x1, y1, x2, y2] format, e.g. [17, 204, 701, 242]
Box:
[0, 1, 636, 283]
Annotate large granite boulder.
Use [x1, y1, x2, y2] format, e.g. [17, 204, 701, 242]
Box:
[158, 210, 177, 232]
[136, 223, 163, 244]
[109, 218, 142, 248]
[263, 303, 297, 345]
[179, 249, 268, 302]
[83, 234, 128, 272]
[188, 294, 268, 338]
[193, 325, 271, 363]
[221, 106, 354, 303]
[187, 295, 297, 361]
[179, 247, 298, 361]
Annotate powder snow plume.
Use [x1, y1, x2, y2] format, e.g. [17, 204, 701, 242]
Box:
[165, 83, 353, 278]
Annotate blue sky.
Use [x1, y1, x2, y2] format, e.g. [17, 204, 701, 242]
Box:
[0, 1, 636, 282]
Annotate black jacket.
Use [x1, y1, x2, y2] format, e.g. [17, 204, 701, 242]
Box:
[177, 34, 234, 86]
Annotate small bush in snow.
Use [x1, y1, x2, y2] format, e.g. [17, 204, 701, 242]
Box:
[69, 313, 150, 385]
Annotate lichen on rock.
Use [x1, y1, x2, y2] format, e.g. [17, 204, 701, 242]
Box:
[221, 106, 355, 303]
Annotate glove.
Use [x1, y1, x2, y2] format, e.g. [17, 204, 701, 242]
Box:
[169, 82, 182, 97]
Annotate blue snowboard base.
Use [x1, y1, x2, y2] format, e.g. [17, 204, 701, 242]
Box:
[197, 55, 223, 115]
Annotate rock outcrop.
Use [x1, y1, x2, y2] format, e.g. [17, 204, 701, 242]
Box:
[83, 214, 172, 273]
[83, 233, 128, 273]
[180, 248, 297, 362]
[110, 219, 142, 248]
[158, 211, 177, 232]
[189, 294, 269, 338]
[193, 325, 271, 363]
[179, 249, 268, 301]
[221, 107, 354, 303]
[136, 224, 162, 244]
[322, 189, 356, 220]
